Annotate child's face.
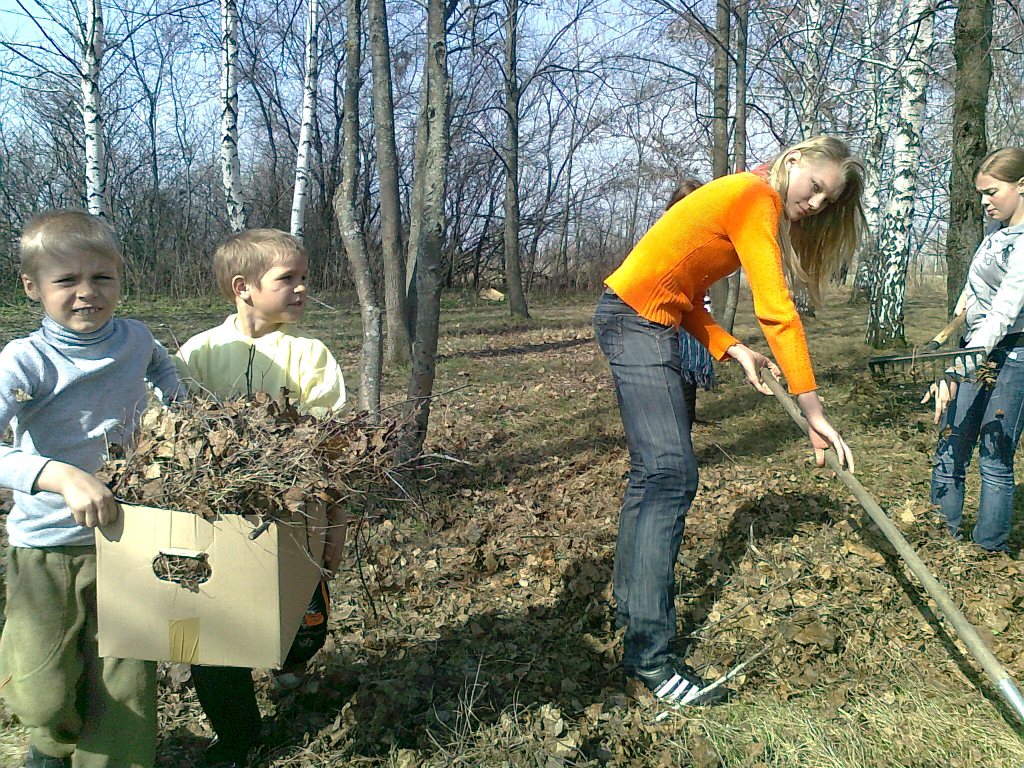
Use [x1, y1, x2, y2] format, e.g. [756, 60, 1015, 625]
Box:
[239, 251, 309, 332]
[976, 172, 1024, 225]
[783, 154, 846, 222]
[22, 250, 120, 333]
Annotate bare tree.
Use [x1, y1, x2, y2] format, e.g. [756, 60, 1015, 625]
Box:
[81, 0, 107, 216]
[945, 0, 992, 313]
[335, 0, 383, 415]
[866, 0, 935, 347]
[367, 0, 412, 363]
[502, 0, 529, 318]
[401, 0, 453, 459]
[291, 0, 320, 241]
[221, 0, 246, 231]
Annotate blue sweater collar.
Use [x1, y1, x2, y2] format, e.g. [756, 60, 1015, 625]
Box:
[41, 314, 117, 347]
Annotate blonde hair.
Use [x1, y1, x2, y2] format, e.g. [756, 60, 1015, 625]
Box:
[767, 136, 866, 308]
[213, 228, 306, 300]
[977, 148, 1024, 184]
[19, 209, 123, 278]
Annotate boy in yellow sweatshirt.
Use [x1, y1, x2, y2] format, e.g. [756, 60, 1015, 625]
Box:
[176, 228, 346, 768]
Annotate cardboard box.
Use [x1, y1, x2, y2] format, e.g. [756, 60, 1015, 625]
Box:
[96, 503, 326, 668]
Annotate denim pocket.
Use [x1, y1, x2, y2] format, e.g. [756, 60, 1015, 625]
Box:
[594, 314, 623, 362]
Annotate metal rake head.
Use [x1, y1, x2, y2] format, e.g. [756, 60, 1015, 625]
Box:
[867, 347, 987, 388]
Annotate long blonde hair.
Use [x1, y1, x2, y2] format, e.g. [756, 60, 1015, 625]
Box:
[767, 136, 866, 308]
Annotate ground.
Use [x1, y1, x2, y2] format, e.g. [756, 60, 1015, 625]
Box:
[2, 280, 1024, 767]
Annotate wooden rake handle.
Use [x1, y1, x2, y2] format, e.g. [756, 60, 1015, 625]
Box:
[922, 312, 966, 352]
[760, 370, 1024, 725]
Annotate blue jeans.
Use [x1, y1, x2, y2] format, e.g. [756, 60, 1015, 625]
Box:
[931, 344, 1024, 552]
[594, 292, 699, 672]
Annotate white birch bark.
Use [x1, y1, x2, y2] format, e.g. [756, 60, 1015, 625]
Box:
[799, 0, 822, 139]
[220, 0, 246, 232]
[81, 0, 107, 217]
[290, 0, 320, 242]
[866, 0, 936, 347]
[851, 0, 888, 302]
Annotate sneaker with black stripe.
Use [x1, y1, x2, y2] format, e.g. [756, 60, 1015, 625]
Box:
[629, 663, 729, 706]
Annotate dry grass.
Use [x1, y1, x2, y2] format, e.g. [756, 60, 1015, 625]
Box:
[3, 283, 1024, 767]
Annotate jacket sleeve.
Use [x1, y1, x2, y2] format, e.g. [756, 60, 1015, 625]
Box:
[0, 343, 51, 493]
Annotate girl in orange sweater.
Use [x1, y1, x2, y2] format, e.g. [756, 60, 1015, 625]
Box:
[594, 136, 864, 705]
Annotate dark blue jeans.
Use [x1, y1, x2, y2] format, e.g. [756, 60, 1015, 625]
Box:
[594, 291, 699, 673]
[931, 344, 1024, 552]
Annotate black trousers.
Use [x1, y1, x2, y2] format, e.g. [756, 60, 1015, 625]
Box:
[192, 579, 330, 750]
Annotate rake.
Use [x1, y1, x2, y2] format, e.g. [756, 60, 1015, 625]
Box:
[763, 370, 1024, 725]
[867, 313, 985, 387]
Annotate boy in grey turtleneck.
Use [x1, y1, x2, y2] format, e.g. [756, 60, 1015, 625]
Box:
[0, 210, 183, 768]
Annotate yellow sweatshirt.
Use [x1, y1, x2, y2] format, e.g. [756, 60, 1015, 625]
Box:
[605, 172, 815, 394]
[175, 315, 346, 417]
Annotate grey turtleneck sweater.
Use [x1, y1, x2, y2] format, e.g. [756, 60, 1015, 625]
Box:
[0, 315, 183, 547]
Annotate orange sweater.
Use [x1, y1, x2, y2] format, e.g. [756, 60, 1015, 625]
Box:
[605, 172, 816, 394]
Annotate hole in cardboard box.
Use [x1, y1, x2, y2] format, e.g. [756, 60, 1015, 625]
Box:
[152, 550, 211, 592]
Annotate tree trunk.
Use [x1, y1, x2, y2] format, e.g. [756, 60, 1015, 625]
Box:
[81, 0, 107, 217]
[503, 0, 529, 319]
[721, 0, 747, 334]
[866, 0, 935, 348]
[335, 0, 382, 416]
[799, 0, 822, 138]
[400, 0, 452, 461]
[849, 0, 887, 305]
[945, 0, 992, 314]
[368, 0, 412, 364]
[220, 0, 246, 231]
[290, 0, 319, 242]
[708, 0, 731, 315]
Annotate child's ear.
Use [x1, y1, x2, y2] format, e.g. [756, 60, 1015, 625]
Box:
[21, 274, 39, 302]
[231, 275, 251, 300]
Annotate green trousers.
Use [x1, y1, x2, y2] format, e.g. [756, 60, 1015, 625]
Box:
[0, 546, 157, 767]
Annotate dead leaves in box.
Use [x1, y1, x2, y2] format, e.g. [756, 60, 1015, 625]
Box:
[99, 389, 400, 525]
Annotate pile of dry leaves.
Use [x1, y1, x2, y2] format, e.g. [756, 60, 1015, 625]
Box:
[99, 390, 402, 524]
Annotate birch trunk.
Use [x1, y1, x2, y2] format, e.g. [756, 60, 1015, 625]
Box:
[400, 0, 451, 461]
[799, 0, 822, 139]
[368, 0, 412, 364]
[290, 0, 320, 242]
[945, 0, 993, 314]
[850, 0, 888, 304]
[866, 0, 935, 348]
[220, 0, 246, 232]
[334, 0, 383, 416]
[81, 0, 107, 217]
[503, 0, 529, 319]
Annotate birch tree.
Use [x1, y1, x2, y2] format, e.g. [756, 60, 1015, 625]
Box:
[850, 0, 890, 305]
[221, 0, 247, 231]
[367, 0, 412, 364]
[81, 0, 107, 216]
[866, 0, 935, 347]
[290, 0, 320, 241]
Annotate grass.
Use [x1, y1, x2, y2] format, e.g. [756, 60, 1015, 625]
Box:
[3, 279, 1024, 767]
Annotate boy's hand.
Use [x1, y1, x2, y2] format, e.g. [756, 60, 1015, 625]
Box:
[35, 461, 120, 528]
